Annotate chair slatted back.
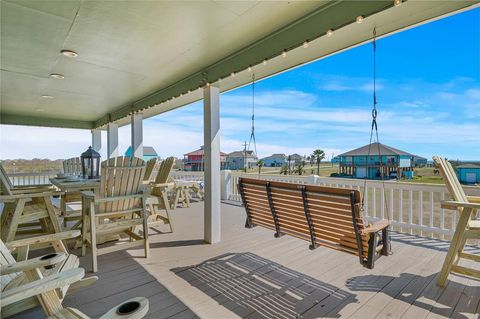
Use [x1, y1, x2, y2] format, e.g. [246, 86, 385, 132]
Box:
[151, 157, 175, 196]
[0, 163, 13, 195]
[143, 158, 158, 182]
[239, 178, 368, 259]
[98, 156, 146, 214]
[433, 156, 468, 203]
[0, 239, 19, 289]
[63, 158, 82, 175]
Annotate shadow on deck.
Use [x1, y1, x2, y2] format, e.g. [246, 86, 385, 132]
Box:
[172, 252, 357, 318]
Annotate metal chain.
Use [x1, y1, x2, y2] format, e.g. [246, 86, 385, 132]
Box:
[248, 74, 258, 158]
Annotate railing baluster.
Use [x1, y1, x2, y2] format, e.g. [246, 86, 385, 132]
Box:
[440, 192, 445, 240]
[372, 187, 376, 219]
[399, 189, 403, 233]
[408, 189, 413, 235]
[381, 188, 385, 220]
[389, 188, 394, 224]
[429, 191, 434, 238]
[419, 190, 423, 237]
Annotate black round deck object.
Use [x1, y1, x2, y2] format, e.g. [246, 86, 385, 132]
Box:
[40, 253, 59, 269]
[116, 301, 141, 315]
[40, 253, 58, 260]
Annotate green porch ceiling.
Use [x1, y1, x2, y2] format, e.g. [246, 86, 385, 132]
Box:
[1, 0, 479, 129]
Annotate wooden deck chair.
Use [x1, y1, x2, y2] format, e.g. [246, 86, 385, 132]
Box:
[238, 178, 391, 269]
[0, 232, 98, 318]
[433, 156, 480, 286]
[146, 156, 175, 232]
[0, 264, 148, 318]
[81, 156, 149, 272]
[0, 167, 72, 254]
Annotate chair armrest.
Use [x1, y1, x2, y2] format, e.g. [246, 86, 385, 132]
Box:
[81, 190, 96, 199]
[6, 230, 81, 249]
[12, 184, 53, 192]
[0, 268, 84, 307]
[0, 252, 66, 276]
[362, 219, 390, 235]
[148, 182, 174, 188]
[467, 196, 480, 204]
[441, 200, 480, 210]
[0, 190, 64, 201]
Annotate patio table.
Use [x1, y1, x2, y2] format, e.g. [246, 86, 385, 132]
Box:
[50, 177, 100, 229]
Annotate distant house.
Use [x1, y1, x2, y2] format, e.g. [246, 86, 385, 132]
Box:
[226, 150, 258, 170]
[288, 154, 304, 166]
[337, 143, 414, 180]
[183, 146, 227, 171]
[456, 164, 480, 184]
[262, 154, 287, 167]
[124, 146, 158, 161]
[413, 155, 428, 167]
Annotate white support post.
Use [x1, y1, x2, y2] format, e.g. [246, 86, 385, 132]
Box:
[131, 113, 143, 159]
[91, 129, 102, 152]
[203, 86, 221, 244]
[107, 123, 119, 159]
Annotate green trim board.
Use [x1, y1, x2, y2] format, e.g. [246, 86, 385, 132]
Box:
[0, 113, 94, 129]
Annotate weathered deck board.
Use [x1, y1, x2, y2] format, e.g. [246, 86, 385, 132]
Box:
[11, 201, 480, 318]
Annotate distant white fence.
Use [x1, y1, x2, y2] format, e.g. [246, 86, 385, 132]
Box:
[8, 171, 57, 186]
[173, 170, 480, 241]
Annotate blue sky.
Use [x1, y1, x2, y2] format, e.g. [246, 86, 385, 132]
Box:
[1, 8, 479, 160]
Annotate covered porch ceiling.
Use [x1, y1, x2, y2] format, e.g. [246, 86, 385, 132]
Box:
[1, 0, 478, 130]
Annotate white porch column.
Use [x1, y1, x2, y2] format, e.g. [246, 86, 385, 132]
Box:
[131, 113, 143, 159]
[203, 86, 221, 244]
[91, 129, 102, 152]
[107, 123, 119, 159]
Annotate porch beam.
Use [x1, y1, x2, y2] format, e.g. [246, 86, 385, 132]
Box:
[131, 113, 143, 159]
[91, 129, 102, 152]
[107, 123, 119, 159]
[203, 86, 221, 244]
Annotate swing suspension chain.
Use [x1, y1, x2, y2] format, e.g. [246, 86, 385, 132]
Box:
[361, 28, 391, 222]
[248, 74, 258, 157]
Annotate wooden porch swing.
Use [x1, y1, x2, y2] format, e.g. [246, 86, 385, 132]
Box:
[238, 29, 391, 269]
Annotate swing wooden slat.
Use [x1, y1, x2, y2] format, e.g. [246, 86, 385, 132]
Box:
[238, 177, 391, 268]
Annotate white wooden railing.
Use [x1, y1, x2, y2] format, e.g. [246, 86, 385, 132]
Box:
[173, 170, 480, 241]
[8, 171, 58, 186]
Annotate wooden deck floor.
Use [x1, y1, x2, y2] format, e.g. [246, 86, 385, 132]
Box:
[14, 201, 480, 319]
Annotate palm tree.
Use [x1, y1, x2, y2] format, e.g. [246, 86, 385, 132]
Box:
[257, 159, 265, 175]
[311, 149, 325, 175]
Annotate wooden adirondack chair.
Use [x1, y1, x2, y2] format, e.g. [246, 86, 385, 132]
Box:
[433, 156, 480, 286]
[0, 232, 98, 318]
[0, 164, 71, 254]
[146, 157, 175, 232]
[0, 260, 148, 318]
[80, 156, 149, 272]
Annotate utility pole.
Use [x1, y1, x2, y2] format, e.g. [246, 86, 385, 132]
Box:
[331, 152, 334, 167]
[242, 141, 248, 172]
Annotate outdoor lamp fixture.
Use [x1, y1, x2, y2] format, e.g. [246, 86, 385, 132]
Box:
[81, 146, 101, 179]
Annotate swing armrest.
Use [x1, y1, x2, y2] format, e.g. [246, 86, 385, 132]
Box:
[441, 200, 480, 210]
[0, 253, 67, 275]
[6, 230, 81, 249]
[148, 182, 175, 188]
[362, 219, 390, 235]
[0, 190, 64, 201]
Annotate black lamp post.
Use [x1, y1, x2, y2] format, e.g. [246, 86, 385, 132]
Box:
[81, 146, 101, 179]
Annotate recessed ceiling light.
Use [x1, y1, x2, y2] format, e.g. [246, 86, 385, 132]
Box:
[326, 29, 333, 37]
[41, 95, 54, 99]
[50, 73, 65, 79]
[394, 0, 402, 6]
[60, 49, 78, 58]
[35, 108, 44, 112]
[356, 16, 364, 23]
